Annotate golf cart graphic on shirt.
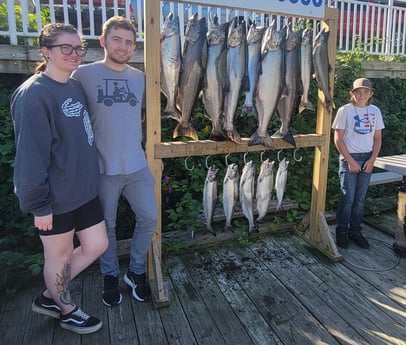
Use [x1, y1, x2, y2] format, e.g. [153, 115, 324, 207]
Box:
[97, 78, 139, 107]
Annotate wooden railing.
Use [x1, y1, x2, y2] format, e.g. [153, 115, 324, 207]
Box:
[1, 0, 406, 59]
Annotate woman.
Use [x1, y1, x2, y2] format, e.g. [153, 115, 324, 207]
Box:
[11, 23, 108, 335]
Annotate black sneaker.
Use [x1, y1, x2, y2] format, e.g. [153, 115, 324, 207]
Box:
[123, 271, 151, 302]
[350, 232, 369, 249]
[32, 293, 60, 319]
[59, 306, 102, 334]
[102, 275, 122, 307]
[336, 232, 349, 249]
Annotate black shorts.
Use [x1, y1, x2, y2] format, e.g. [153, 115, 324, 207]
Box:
[38, 197, 104, 236]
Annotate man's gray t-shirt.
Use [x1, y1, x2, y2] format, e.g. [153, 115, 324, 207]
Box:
[73, 61, 147, 176]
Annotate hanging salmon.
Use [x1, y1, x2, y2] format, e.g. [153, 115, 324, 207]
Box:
[222, 162, 239, 232]
[202, 16, 229, 141]
[273, 24, 302, 148]
[160, 12, 181, 120]
[275, 158, 289, 212]
[256, 158, 274, 222]
[248, 21, 286, 148]
[299, 28, 315, 113]
[312, 28, 335, 109]
[240, 160, 257, 233]
[173, 13, 207, 141]
[223, 16, 247, 143]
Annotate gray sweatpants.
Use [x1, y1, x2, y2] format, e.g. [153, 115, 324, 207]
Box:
[98, 167, 157, 276]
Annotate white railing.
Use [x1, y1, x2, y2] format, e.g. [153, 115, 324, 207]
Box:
[1, 0, 406, 58]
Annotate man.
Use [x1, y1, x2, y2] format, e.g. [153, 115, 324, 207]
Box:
[332, 78, 384, 250]
[72, 16, 157, 306]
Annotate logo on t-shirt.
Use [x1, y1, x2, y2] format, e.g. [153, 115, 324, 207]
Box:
[353, 113, 375, 135]
[96, 78, 139, 107]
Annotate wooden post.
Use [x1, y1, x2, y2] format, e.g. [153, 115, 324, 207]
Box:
[307, 7, 342, 261]
[144, 0, 169, 307]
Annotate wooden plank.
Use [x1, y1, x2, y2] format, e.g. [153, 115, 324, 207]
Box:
[155, 135, 325, 159]
[213, 245, 340, 344]
[81, 270, 114, 345]
[157, 276, 199, 345]
[144, 0, 169, 307]
[362, 61, 406, 79]
[275, 234, 406, 342]
[181, 252, 256, 345]
[309, 7, 338, 247]
[186, 249, 283, 345]
[248, 239, 370, 345]
[21, 284, 56, 345]
[166, 256, 228, 345]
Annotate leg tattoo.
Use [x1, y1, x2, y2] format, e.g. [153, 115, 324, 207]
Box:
[55, 262, 74, 306]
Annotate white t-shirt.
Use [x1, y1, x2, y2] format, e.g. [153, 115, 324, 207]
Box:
[332, 103, 385, 154]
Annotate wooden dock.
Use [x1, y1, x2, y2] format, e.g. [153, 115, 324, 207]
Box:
[1, 211, 405, 345]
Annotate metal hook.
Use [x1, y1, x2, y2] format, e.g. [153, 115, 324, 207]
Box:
[277, 149, 284, 162]
[184, 157, 194, 171]
[260, 151, 266, 162]
[225, 153, 231, 166]
[243, 152, 249, 164]
[205, 155, 211, 169]
[293, 148, 303, 162]
[208, 7, 217, 23]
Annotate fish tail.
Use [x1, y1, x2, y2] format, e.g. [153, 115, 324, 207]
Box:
[163, 109, 182, 121]
[271, 129, 296, 147]
[223, 128, 242, 143]
[248, 130, 274, 148]
[209, 130, 226, 141]
[240, 104, 258, 117]
[173, 122, 198, 140]
[298, 100, 315, 113]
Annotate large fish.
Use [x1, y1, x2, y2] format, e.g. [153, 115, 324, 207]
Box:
[223, 16, 247, 143]
[160, 13, 181, 120]
[275, 158, 289, 211]
[203, 164, 219, 235]
[173, 13, 207, 141]
[240, 21, 266, 117]
[274, 25, 302, 148]
[313, 28, 334, 109]
[239, 160, 257, 233]
[248, 22, 286, 148]
[256, 158, 274, 222]
[202, 16, 229, 141]
[222, 162, 239, 232]
[299, 28, 315, 113]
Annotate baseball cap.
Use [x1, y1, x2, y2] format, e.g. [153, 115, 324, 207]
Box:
[352, 78, 373, 91]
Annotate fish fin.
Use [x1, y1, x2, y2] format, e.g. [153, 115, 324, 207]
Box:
[248, 130, 274, 148]
[240, 104, 258, 117]
[224, 128, 242, 143]
[298, 101, 315, 114]
[271, 129, 296, 147]
[173, 122, 198, 141]
[162, 109, 182, 121]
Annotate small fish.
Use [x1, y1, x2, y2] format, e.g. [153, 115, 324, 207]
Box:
[239, 160, 257, 233]
[203, 164, 219, 235]
[313, 28, 335, 109]
[299, 28, 315, 113]
[202, 16, 229, 141]
[160, 13, 181, 120]
[222, 162, 239, 232]
[223, 16, 247, 143]
[240, 21, 266, 117]
[275, 158, 289, 212]
[256, 158, 274, 222]
[174, 13, 207, 141]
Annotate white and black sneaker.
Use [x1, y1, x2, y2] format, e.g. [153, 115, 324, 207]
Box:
[102, 275, 122, 307]
[123, 271, 151, 302]
[32, 293, 60, 319]
[59, 306, 102, 334]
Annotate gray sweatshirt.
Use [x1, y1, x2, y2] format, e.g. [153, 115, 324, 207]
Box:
[11, 73, 99, 216]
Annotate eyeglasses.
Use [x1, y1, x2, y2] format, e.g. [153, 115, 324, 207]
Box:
[47, 44, 88, 57]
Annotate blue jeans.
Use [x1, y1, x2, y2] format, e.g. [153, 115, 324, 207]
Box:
[98, 167, 157, 276]
[336, 152, 372, 237]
